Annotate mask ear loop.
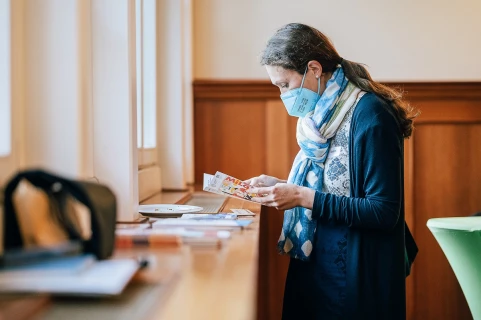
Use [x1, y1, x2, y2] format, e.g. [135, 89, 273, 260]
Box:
[292, 65, 309, 106]
[301, 65, 321, 95]
[299, 65, 308, 89]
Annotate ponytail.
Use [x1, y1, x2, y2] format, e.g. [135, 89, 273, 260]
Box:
[341, 59, 418, 138]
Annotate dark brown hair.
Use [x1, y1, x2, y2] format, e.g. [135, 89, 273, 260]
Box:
[260, 23, 418, 138]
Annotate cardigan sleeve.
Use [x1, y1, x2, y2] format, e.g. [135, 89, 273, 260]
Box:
[311, 105, 403, 229]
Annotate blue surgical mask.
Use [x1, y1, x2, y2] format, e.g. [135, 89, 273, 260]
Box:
[280, 67, 321, 117]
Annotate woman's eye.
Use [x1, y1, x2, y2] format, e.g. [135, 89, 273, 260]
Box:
[280, 83, 289, 89]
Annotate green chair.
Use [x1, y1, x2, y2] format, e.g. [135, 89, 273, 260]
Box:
[427, 217, 481, 320]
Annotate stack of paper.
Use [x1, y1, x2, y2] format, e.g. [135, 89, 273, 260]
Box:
[152, 218, 253, 229]
[116, 226, 231, 249]
[180, 213, 237, 220]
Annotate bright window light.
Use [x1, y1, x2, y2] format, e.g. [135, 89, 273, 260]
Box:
[0, 0, 11, 158]
[136, 0, 157, 153]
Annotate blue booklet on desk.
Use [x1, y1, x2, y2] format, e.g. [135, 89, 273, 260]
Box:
[0, 254, 95, 276]
[0, 256, 139, 296]
[0, 241, 83, 268]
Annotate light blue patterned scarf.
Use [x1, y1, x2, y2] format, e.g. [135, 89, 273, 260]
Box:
[277, 66, 365, 260]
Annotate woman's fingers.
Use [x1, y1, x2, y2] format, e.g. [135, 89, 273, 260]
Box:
[249, 186, 272, 195]
[251, 196, 283, 210]
[244, 177, 263, 186]
[251, 186, 279, 207]
[244, 174, 282, 188]
[251, 183, 301, 211]
[251, 195, 275, 205]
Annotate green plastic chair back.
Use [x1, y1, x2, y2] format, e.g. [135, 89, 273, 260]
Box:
[427, 217, 481, 320]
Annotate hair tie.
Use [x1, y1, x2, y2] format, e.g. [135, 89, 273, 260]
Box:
[339, 57, 344, 64]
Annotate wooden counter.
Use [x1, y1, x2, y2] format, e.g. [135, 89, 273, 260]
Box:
[144, 192, 261, 320]
[2, 191, 262, 320]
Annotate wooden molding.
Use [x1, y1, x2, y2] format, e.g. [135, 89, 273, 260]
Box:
[193, 80, 279, 100]
[388, 82, 481, 101]
[193, 80, 481, 101]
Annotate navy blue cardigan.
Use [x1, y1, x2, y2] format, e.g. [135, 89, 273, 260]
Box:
[312, 93, 407, 319]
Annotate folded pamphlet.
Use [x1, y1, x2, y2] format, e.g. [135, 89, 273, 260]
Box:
[203, 172, 258, 202]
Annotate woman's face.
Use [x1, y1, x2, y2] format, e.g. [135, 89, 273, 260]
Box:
[265, 62, 328, 95]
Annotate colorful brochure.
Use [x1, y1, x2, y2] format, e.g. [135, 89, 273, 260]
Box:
[203, 172, 258, 202]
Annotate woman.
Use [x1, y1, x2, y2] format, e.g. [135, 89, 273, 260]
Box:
[247, 23, 418, 319]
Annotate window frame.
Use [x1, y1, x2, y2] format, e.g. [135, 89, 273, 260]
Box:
[0, 0, 18, 186]
[135, 0, 162, 200]
[136, 0, 159, 169]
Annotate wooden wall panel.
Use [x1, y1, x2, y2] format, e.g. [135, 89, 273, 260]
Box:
[413, 100, 481, 124]
[256, 206, 290, 320]
[265, 101, 291, 179]
[404, 138, 416, 319]
[265, 101, 299, 180]
[194, 80, 481, 320]
[412, 125, 481, 320]
[194, 101, 267, 183]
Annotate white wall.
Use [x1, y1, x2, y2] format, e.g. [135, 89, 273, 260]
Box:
[23, 0, 85, 177]
[193, 0, 481, 81]
[157, 0, 193, 189]
[10, 0, 139, 221]
[90, 0, 139, 220]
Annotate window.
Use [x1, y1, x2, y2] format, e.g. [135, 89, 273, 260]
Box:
[0, 0, 16, 189]
[135, 0, 162, 201]
[0, 0, 11, 159]
[136, 0, 158, 169]
[0, 0, 10, 253]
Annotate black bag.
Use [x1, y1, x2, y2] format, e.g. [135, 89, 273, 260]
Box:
[2, 169, 116, 260]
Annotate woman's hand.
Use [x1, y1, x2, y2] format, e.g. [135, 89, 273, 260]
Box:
[250, 183, 315, 211]
[244, 174, 286, 188]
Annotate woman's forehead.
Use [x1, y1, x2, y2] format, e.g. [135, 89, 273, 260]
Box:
[265, 65, 296, 82]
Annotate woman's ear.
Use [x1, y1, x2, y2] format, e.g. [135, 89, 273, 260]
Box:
[307, 60, 323, 79]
